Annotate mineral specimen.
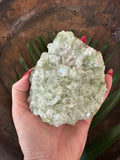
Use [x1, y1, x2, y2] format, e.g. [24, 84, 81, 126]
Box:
[28, 31, 106, 127]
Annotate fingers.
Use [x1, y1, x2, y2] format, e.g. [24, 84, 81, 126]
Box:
[104, 69, 113, 101]
[80, 36, 87, 43]
[12, 69, 31, 107]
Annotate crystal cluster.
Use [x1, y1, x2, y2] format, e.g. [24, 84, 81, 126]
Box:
[28, 31, 106, 127]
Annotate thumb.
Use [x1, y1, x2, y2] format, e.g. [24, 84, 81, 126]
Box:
[12, 69, 32, 107]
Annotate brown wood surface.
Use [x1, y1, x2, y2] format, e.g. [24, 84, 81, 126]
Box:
[0, 0, 120, 159]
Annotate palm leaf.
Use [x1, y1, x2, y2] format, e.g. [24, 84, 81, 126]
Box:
[36, 37, 47, 52]
[48, 31, 54, 42]
[113, 71, 120, 86]
[71, 29, 76, 35]
[39, 35, 48, 48]
[86, 36, 93, 45]
[80, 124, 120, 160]
[105, 46, 118, 64]
[14, 67, 20, 80]
[90, 40, 98, 48]
[18, 52, 29, 72]
[30, 40, 41, 58]
[79, 33, 84, 38]
[26, 42, 37, 65]
[90, 89, 120, 130]
[9, 78, 15, 85]
[100, 42, 109, 54]
[55, 30, 59, 35]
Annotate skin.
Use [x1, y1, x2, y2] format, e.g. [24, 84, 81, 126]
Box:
[12, 68, 113, 160]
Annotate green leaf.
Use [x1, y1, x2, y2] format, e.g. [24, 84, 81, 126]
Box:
[105, 46, 118, 64]
[30, 40, 41, 58]
[71, 29, 76, 35]
[36, 37, 47, 52]
[55, 30, 59, 35]
[79, 33, 83, 38]
[86, 36, 93, 45]
[48, 31, 54, 42]
[9, 78, 15, 86]
[14, 67, 20, 80]
[80, 124, 120, 160]
[100, 42, 109, 54]
[26, 42, 37, 65]
[90, 40, 98, 48]
[39, 35, 48, 47]
[90, 89, 120, 130]
[18, 52, 29, 72]
[113, 71, 120, 86]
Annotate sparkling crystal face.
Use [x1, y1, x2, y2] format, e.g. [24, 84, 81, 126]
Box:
[28, 31, 107, 127]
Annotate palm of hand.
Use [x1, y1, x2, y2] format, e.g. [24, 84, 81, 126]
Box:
[13, 99, 91, 160]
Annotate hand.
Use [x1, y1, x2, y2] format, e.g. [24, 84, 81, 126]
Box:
[12, 68, 113, 160]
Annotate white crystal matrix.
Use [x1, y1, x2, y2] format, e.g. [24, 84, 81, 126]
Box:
[28, 31, 107, 127]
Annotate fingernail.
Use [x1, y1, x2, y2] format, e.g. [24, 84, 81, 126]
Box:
[80, 36, 87, 43]
[23, 68, 32, 77]
[107, 69, 113, 77]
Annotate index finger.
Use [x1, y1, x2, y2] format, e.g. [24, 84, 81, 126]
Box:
[12, 72, 31, 105]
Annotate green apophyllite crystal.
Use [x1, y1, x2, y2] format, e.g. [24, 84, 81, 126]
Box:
[28, 31, 106, 127]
